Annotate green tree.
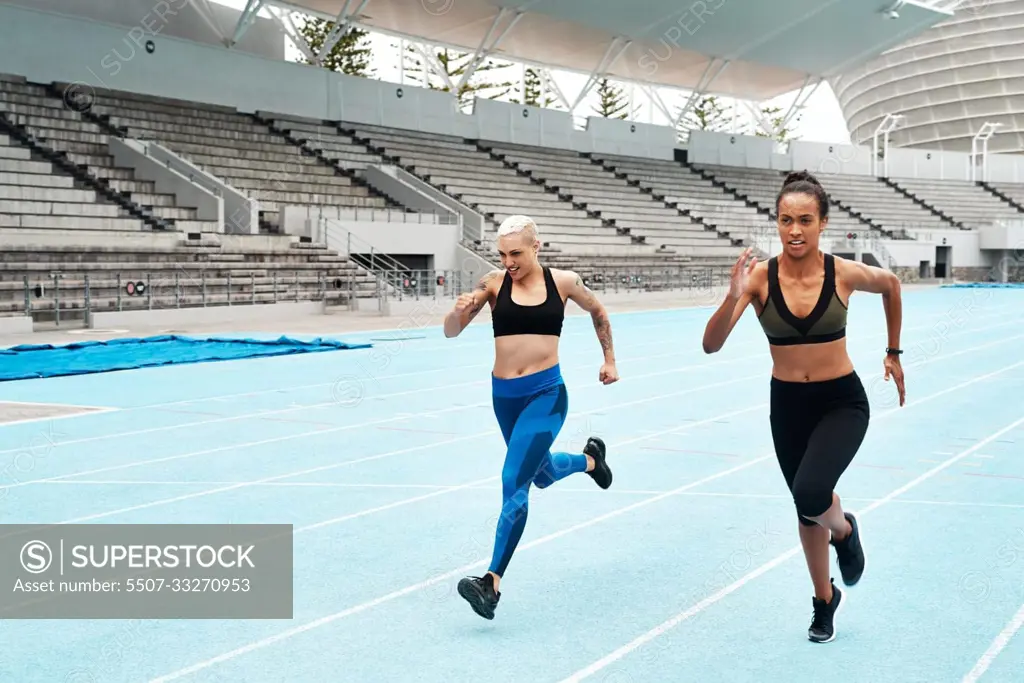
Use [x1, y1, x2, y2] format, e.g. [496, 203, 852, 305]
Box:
[297, 17, 374, 78]
[756, 105, 801, 142]
[403, 45, 515, 110]
[592, 78, 632, 119]
[678, 95, 735, 135]
[510, 67, 556, 108]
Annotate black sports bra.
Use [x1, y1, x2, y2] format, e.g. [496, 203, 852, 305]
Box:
[492, 266, 564, 338]
[756, 253, 848, 346]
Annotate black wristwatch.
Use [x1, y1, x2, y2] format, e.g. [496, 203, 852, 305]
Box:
[886, 347, 902, 356]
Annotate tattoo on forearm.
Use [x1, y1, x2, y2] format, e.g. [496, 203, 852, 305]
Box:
[593, 312, 613, 354]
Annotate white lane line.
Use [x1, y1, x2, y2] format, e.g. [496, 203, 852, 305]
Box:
[143, 358, 1024, 683]
[961, 600, 1024, 683]
[557, 412, 1024, 682]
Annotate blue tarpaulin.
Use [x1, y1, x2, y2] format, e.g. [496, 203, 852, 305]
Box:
[0, 334, 372, 381]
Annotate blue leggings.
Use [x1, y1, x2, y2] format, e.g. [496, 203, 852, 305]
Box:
[488, 364, 589, 577]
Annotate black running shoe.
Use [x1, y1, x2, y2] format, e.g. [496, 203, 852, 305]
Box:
[584, 436, 612, 489]
[808, 579, 842, 643]
[457, 574, 500, 620]
[831, 511, 865, 586]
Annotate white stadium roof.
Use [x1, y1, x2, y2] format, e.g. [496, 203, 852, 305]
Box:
[261, 0, 955, 101]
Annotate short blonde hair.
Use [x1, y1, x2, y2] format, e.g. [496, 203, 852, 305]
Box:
[497, 215, 538, 243]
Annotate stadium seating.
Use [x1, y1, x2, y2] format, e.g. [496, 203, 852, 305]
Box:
[592, 153, 770, 248]
[985, 180, 1024, 210]
[0, 77, 217, 234]
[79, 86, 397, 232]
[7, 69, 1023, 328]
[0, 131, 145, 232]
[326, 122, 711, 267]
[485, 142, 738, 258]
[812, 172, 955, 235]
[692, 163, 894, 241]
[887, 176, 1024, 229]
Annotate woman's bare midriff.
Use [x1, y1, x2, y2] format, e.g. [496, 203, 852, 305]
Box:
[493, 335, 560, 378]
[769, 338, 855, 383]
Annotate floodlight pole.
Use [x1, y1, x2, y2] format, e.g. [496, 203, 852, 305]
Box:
[970, 122, 1002, 181]
[872, 113, 904, 177]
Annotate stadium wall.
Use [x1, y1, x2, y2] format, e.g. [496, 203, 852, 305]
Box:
[0, 4, 676, 161]
[686, 130, 1024, 183]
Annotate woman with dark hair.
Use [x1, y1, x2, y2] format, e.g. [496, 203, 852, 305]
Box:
[701, 170, 906, 643]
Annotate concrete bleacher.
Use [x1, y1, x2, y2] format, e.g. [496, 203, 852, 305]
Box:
[0, 77, 217, 234]
[888, 176, 1024, 230]
[692, 163, 874, 242]
[592, 153, 767, 251]
[814, 173, 954, 235]
[0, 132, 146, 232]
[15, 65, 1024, 328]
[486, 142, 739, 259]
[334, 123, 709, 271]
[77, 86, 396, 232]
[985, 180, 1024, 210]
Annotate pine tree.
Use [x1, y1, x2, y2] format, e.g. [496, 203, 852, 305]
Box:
[592, 78, 632, 119]
[756, 105, 800, 142]
[510, 68, 556, 108]
[297, 17, 374, 78]
[678, 95, 734, 135]
[403, 45, 515, 110]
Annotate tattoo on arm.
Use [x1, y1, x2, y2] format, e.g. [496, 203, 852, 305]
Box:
[477, 271, 498, 291]
[577, 280, 613, 357]
[593, 311, 613, 354]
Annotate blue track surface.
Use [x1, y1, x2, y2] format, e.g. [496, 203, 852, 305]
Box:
[1, 287, 1023, 683]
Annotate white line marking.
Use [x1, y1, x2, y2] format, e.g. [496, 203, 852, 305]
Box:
[558, 412, 1024, 682]
[53, 383, 770, 524]
[40, 322, 1022, 517]
[144, 358, 1024, 683]
[146, 456, 773, 683]
[0, 340, 766, 453]
[1, 366, 765, 497]
[3, 306, 1016, 444]
[961, 600, 1024, 683]
[292, 404, 766, 534]
[29, 484, 1024, 512]
[5, 316, 1018, 491]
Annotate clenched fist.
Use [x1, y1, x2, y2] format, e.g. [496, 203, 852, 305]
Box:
[455, 293, 477, 314]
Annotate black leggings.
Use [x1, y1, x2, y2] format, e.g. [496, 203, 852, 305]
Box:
[769, 371, 870, 526]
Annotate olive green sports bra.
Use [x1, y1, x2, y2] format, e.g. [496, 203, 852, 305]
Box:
[756, 253, 848, 346]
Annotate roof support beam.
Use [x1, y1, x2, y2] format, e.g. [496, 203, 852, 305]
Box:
[410, 42, 457, 91]
[453, 7, 525, 92]
[569, 36, 633, 112]
[638, 85, 675, 125]
[743, 100, 777, 137]
[317, 0, 372, 65]
[540, 69, 572, 111]
[266, 5, 316, 63]
[228, 0, 264, 47]
[673, 58, 730, 127]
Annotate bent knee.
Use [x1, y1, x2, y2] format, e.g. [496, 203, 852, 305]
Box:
[792, 482, 834, 519]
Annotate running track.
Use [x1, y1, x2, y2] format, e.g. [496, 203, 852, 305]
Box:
[1, 286, 1023, 683]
